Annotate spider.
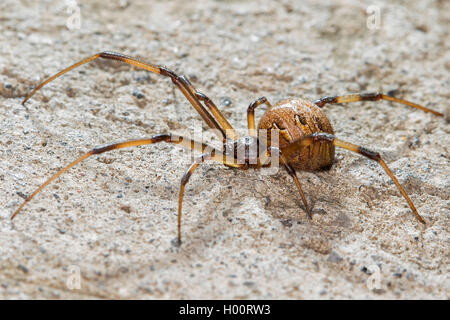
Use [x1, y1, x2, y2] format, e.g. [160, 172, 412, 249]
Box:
[12, 51, 443, 244]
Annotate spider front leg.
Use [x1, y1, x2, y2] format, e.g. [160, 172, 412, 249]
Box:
[195, 91, 239, 140]
[247, 97, 272, 137]
[313, 92, 443, 116]
[177, 153, 213, 245]
[21, 51, 240, 141]
[11, 133, 214, 220]
[176, 151, 247, 244]
[281, 133, 426, 224]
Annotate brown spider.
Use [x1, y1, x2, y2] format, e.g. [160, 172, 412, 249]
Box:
[12, 52, 443, 244]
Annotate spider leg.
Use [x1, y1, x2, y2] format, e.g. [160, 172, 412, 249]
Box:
[247, 96, 272, 137]
[11, 133, 215, 220]
[22, 51, 235, 140]
[313, 92, 443, 116]
[260, 147, 311, 218]
[281, 133, 426, 224]
[283, 162, 312, 218]
[177, 150, 248, 244]
[177, 153, 211, 244]
[195, 91, 239, 140]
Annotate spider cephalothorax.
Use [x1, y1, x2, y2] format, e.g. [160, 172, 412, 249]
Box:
[223, 136, 260, 169]
[12, 51, 443, 244]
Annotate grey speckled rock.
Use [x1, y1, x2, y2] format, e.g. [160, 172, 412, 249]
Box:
[0, 0, 448, 299]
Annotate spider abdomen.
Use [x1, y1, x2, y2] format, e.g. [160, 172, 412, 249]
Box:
[257, 98, 335, 171]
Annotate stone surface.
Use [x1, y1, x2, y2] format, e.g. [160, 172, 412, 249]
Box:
[0, 0, 448, 299]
